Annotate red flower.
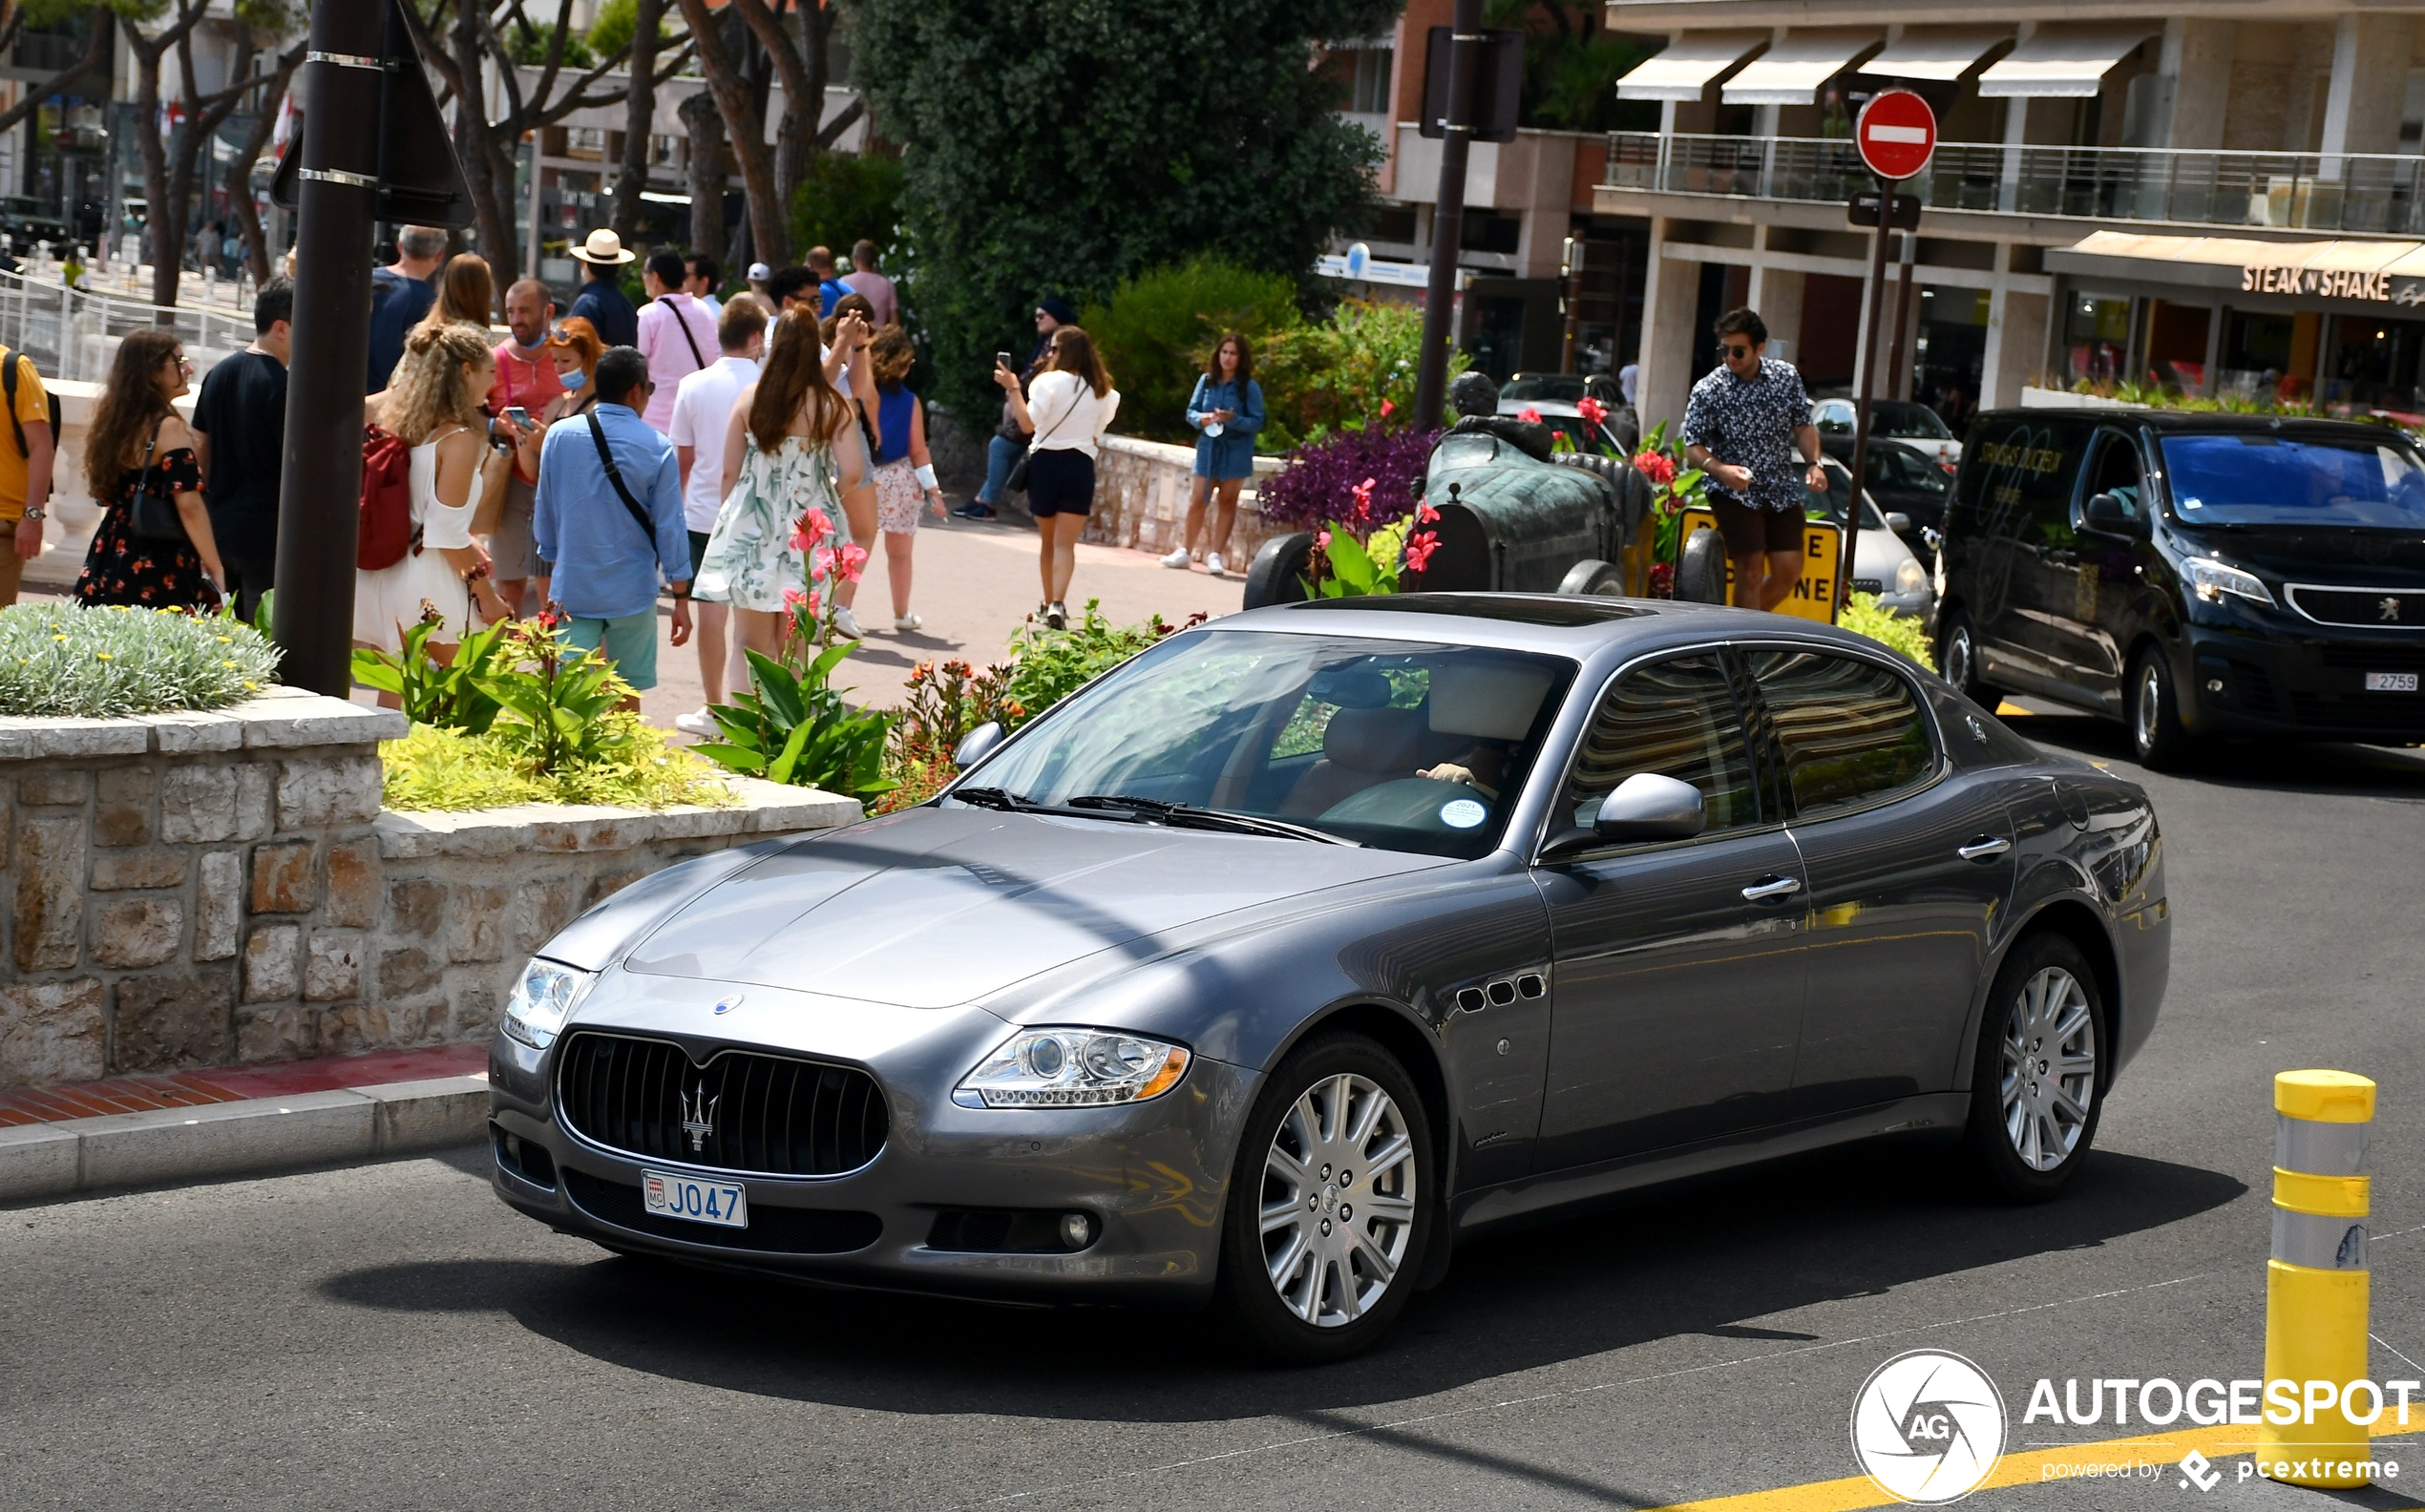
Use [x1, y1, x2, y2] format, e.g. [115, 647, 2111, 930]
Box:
[1314, 529, 1332, 551]
[1518, 407, 1543, 424]
[1415, 501, 1441, 525]
[1632, 451, 1676, 487]
[791, 507, 833, 555]
[1380, 399, 1395, 418]
[1576, 396, 1609, 428]
[1402, 529, 1440, 575]
[1648, 562, 1676, 598]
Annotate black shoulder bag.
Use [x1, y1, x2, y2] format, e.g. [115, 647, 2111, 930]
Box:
[584, 410, 664, 553]
[1004, 385, 1080, 495]
[667, 301, 708, 373]
[126, 420, 190, 542]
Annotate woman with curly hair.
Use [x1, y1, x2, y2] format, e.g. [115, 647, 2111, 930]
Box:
[74, 330, 227, 610]
[356, 322, 512, 655]
[863, 326, 945, 631]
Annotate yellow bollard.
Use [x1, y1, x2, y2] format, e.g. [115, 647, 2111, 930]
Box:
[2257, 1069, 2376, 1488]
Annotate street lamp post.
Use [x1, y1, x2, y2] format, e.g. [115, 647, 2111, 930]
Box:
[1412, 0, 1483, 432]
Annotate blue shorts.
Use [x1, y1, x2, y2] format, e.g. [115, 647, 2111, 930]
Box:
[563, 609, 659, 690]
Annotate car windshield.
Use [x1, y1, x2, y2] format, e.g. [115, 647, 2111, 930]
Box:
[961, 630, 1576, 859]
[2160, 431, 2425, 528]
[1502, 375, 1585, 403]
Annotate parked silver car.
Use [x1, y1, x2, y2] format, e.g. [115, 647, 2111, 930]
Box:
[490, 597, 2168, 1361]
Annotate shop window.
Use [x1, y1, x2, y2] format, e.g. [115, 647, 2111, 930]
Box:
[1460, 214, 1521, 254]
[2068, 296, 2131, 386]
[2219, 313, 2296, 404]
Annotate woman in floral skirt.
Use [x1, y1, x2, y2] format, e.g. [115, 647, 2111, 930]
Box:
[694, 304, 863, 662]
[74, 330, 226, 611]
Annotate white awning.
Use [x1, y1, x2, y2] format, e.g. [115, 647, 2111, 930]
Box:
[1720, 31, 1884, 105]
[1976, 26, 2157, 98]
[1615, 32, 1770, 102]
[1861, 27, 2013, 83]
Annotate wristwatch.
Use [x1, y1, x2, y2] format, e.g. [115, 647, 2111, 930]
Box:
[20, 506, 43, 520]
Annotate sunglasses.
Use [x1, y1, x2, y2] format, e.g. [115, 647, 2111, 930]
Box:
[1718, 343, 1755, 358]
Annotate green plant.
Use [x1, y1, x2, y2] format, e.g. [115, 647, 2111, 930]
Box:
[1256, 301, 1463, 446]
[586, 0, 668, 58]
[1840, 593, 1938, 671]
[479, 615, 642, 774]
[790, 151, 907, 270]
[1080, 258, 1303, 445]
[0, 601, 281, 718]
[848, 0, 1398, 422]
[875, 657, 1021, 814]
[699, 643, 897, 803]
[999, 600, 1200, 729]
[380, 720, 735, 812]
[508, 20, 595, 67]
[349, 613, 513, 734]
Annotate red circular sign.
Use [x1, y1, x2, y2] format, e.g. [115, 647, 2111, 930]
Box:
[1856, 89, 1938, 181]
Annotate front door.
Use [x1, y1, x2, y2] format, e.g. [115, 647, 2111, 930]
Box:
[1963, 415, 2091, 701]
[1531, 653, 1809, 1170]
[1743, 648, 2017, 1116]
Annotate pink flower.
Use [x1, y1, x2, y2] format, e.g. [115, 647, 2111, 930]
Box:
[1402, 529, 1440, 575]
[838, 542, 869, 579]
[1518, 407, 1543, 424]
[1416, 501, 1441, 525]
[783, 586, 807, 608]
[1348, 475, 1377, 526]
[798, 508, 833, 547]
[1380, 398, 1395, 418]
[812, 546, 835, 579]
[1576, 396, 1609, 428]
[1314, 529, 1332, 551]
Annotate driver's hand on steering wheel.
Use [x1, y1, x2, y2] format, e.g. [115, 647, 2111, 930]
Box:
[1420, 763, 1477, 787]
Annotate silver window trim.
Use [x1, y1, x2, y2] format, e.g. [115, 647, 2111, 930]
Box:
[2281, 581, 2425, 630]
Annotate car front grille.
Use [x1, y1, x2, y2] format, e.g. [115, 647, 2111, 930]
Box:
[2318, 644, 2425, 672]
[2230, 660, 2279, 716]
[1852, 578, 1885, 595]
[556, 1032, 888, 1178]
[2289, 692, 2425, 734]
[2287, 585, 2425, 629]
[563, 1170, 882, 1254]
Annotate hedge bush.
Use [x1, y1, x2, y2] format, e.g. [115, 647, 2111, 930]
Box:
[0, 602, 282, 719]
[1081, 258, 1301, 446]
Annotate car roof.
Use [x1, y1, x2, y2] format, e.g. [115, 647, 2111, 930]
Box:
[1498, 398, 1587, 416]
[1218, 594, 1908, 662]
[1972, 407, 2404, 444]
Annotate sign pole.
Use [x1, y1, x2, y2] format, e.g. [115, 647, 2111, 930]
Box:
[1844, 86, 1937, 622]
[1845, 172, 1891, 622]
[269, 0, 385, 697]
[1413, 0, 1483, 430]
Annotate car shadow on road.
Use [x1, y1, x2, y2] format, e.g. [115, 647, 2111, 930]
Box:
[319, 1141, 2243, 1419]
[2007, 711, 2425, 798]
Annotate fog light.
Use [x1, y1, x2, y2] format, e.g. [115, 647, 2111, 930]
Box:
[1060, 1212, 1094, 1250]
[2206, 678, 2225, 693]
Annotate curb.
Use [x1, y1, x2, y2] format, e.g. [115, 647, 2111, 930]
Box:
[0, 1074, 489, 1202]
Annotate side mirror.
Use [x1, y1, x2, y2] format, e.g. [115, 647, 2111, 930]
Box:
[2081, 492, 2136, 534]
[1886, 512, 1911, 534]
[1592, 772, 1706, 843]
[954, 721, 1005, 769]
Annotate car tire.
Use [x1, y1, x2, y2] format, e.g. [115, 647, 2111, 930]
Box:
[1964, 933, 2106, 1203]
[1556, 557, 1625, 597]
[1937, 611, 1998, 705]
[1214, 1034, 1435, 1364]
[1242, 533, 1315, 610]
[2129, 648, 2192, 770]
[1676, 526, 1728, 604]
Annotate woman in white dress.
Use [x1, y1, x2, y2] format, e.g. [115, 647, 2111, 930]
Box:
[355, 322, 513, 659]
[695, 304, 860, 666]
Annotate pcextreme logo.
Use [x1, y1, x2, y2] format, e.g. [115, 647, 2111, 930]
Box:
[1850, 1351, 2009, 1504]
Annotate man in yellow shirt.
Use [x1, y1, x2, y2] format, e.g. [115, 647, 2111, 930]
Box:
[0, 346, 55, 606]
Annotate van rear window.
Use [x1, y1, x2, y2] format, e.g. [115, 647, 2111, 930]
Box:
[2161, 432, 2425, 528]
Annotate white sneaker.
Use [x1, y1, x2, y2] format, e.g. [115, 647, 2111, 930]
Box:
[894, 612, 922, 633]
[831, 605, 864, 640]
[673, 708, 717, 737]
[1161, 547, 1191, 569]
[1204, 552, 1225, 577]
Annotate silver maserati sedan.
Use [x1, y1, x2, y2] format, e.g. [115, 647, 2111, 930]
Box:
[488, 595, 2170, 1362]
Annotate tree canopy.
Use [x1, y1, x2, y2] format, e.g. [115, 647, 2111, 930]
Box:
[846, 0, 1399, 418]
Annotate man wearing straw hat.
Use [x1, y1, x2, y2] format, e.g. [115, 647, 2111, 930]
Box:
[566, 228, 639, 348]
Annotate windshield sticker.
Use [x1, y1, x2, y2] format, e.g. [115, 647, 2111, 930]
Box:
[1440, 798, 1488, 830]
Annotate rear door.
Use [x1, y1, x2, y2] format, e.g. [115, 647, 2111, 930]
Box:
[1530, 653, 1809, 1168]
[1746, 647, 2017, 1118]
[1960, 417, 2090, 699]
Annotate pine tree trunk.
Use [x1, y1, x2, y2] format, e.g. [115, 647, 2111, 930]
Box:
[671, 0, 786, 266]
[680, 87, 726, 262]
[609, 0, 664, 242]
[133, 50, 179, 315]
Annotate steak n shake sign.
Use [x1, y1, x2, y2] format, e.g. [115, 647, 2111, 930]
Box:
[2241, 262, 2422, 303]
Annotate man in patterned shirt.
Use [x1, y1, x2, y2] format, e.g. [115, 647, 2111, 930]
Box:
[1682, 308, 1828, 611]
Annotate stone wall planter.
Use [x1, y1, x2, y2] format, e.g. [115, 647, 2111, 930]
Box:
[0, 688, 860, 1091]
[1086, 434, 1288, 564]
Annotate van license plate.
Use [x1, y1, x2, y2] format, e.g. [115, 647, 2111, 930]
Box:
[643, 1169, 748, 1228]
[2366, 672, 2419, 692]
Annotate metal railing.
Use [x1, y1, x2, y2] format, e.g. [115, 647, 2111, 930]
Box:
[0, 263, 256, 386]
[1606, 132, 2425, 237]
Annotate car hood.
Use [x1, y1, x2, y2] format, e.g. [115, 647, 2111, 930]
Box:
[2171, 525, 2425, 586]
[619, 805, 1453, 1008]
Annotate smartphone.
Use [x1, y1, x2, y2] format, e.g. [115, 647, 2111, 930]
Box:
[995, 351, 1014, 369]
[502, 406, 530, 428]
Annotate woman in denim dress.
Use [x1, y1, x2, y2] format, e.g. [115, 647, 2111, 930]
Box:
[1162, 332, 1263, 578]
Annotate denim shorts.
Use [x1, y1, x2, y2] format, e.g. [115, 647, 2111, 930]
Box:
[563, 609, 659, 690]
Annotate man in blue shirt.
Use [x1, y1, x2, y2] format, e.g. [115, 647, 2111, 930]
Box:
[367, 225, 444, 393]
[533, 346, 692, 694]
[566, 227, 640, 348]
[806, 245, 848, 318]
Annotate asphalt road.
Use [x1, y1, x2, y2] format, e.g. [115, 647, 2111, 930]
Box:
[6, 715, 2423, 1512]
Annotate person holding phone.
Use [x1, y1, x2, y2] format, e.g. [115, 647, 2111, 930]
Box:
[485, 278, 557, 614]
[1162, 331, 1262, 578]
[959, 296, 1074, 519]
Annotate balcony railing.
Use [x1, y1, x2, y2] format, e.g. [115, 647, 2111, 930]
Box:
[1605, 132, 2425, 238]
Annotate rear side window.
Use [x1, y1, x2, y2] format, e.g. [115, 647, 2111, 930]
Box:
[1956, 419, 2081, 544]
[1562, 655, 1759, 833]
[1746, 650, 1936, 816]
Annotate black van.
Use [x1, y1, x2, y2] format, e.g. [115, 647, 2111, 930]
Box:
[1934, 408, 2425, 766]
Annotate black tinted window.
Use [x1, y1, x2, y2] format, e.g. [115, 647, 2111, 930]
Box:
[1956, 419, 2081, 545]
[1562, 656, 1758, 833]
[1748, 650, 1935, 815]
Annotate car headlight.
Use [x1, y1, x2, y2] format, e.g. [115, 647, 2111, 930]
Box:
[2183, 556, 2275, 608]
[954, 1027, 1191, 1108]
[502, 958, 595, 1050]
[1895, 557, 1929, 596]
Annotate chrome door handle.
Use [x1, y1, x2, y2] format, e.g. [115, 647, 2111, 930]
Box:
[1740, 875, 1803, 902]
[1957, 836, 2014, 861]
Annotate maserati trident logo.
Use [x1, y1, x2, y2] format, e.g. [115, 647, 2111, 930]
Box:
[680, 1083, 718, 1153]
[2383, 596, 2404, 622]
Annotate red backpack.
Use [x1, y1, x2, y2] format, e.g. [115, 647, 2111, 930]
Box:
[356, 425, 415, 570]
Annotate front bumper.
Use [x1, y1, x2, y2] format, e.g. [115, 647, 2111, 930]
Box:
[486, 1028, 1255, 1307]
[2178, 624, 2425, 744]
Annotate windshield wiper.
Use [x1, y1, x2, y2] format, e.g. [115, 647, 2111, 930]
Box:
[1065, 795, 1359, 846]
[954, 787, 1151, 823]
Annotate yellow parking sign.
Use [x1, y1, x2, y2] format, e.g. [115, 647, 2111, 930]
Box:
[1675, 510, 1845, 623]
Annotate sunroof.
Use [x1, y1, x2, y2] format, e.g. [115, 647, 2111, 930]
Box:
[1280, 594, 1658, 626]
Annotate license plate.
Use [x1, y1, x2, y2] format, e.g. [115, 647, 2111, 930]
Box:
[642, 1169, 748, 1228]
[2366, 672, 2420, 692]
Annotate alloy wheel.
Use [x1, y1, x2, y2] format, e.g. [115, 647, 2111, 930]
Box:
[1999, 967, 2098, 1171]
[1945, 624, 1974, 692]
[2135, 662, 2161, 752]
[1258, 1072, 1418, 1327]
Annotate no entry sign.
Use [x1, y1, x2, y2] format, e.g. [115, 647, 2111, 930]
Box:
[1856, 89, 1937, 181]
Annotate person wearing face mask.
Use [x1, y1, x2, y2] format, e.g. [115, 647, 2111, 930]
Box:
[485, 278, 556, 614]
[510, 316, 606, 609]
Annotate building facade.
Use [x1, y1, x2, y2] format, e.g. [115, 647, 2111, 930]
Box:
[1596, 0, 2425, 430]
